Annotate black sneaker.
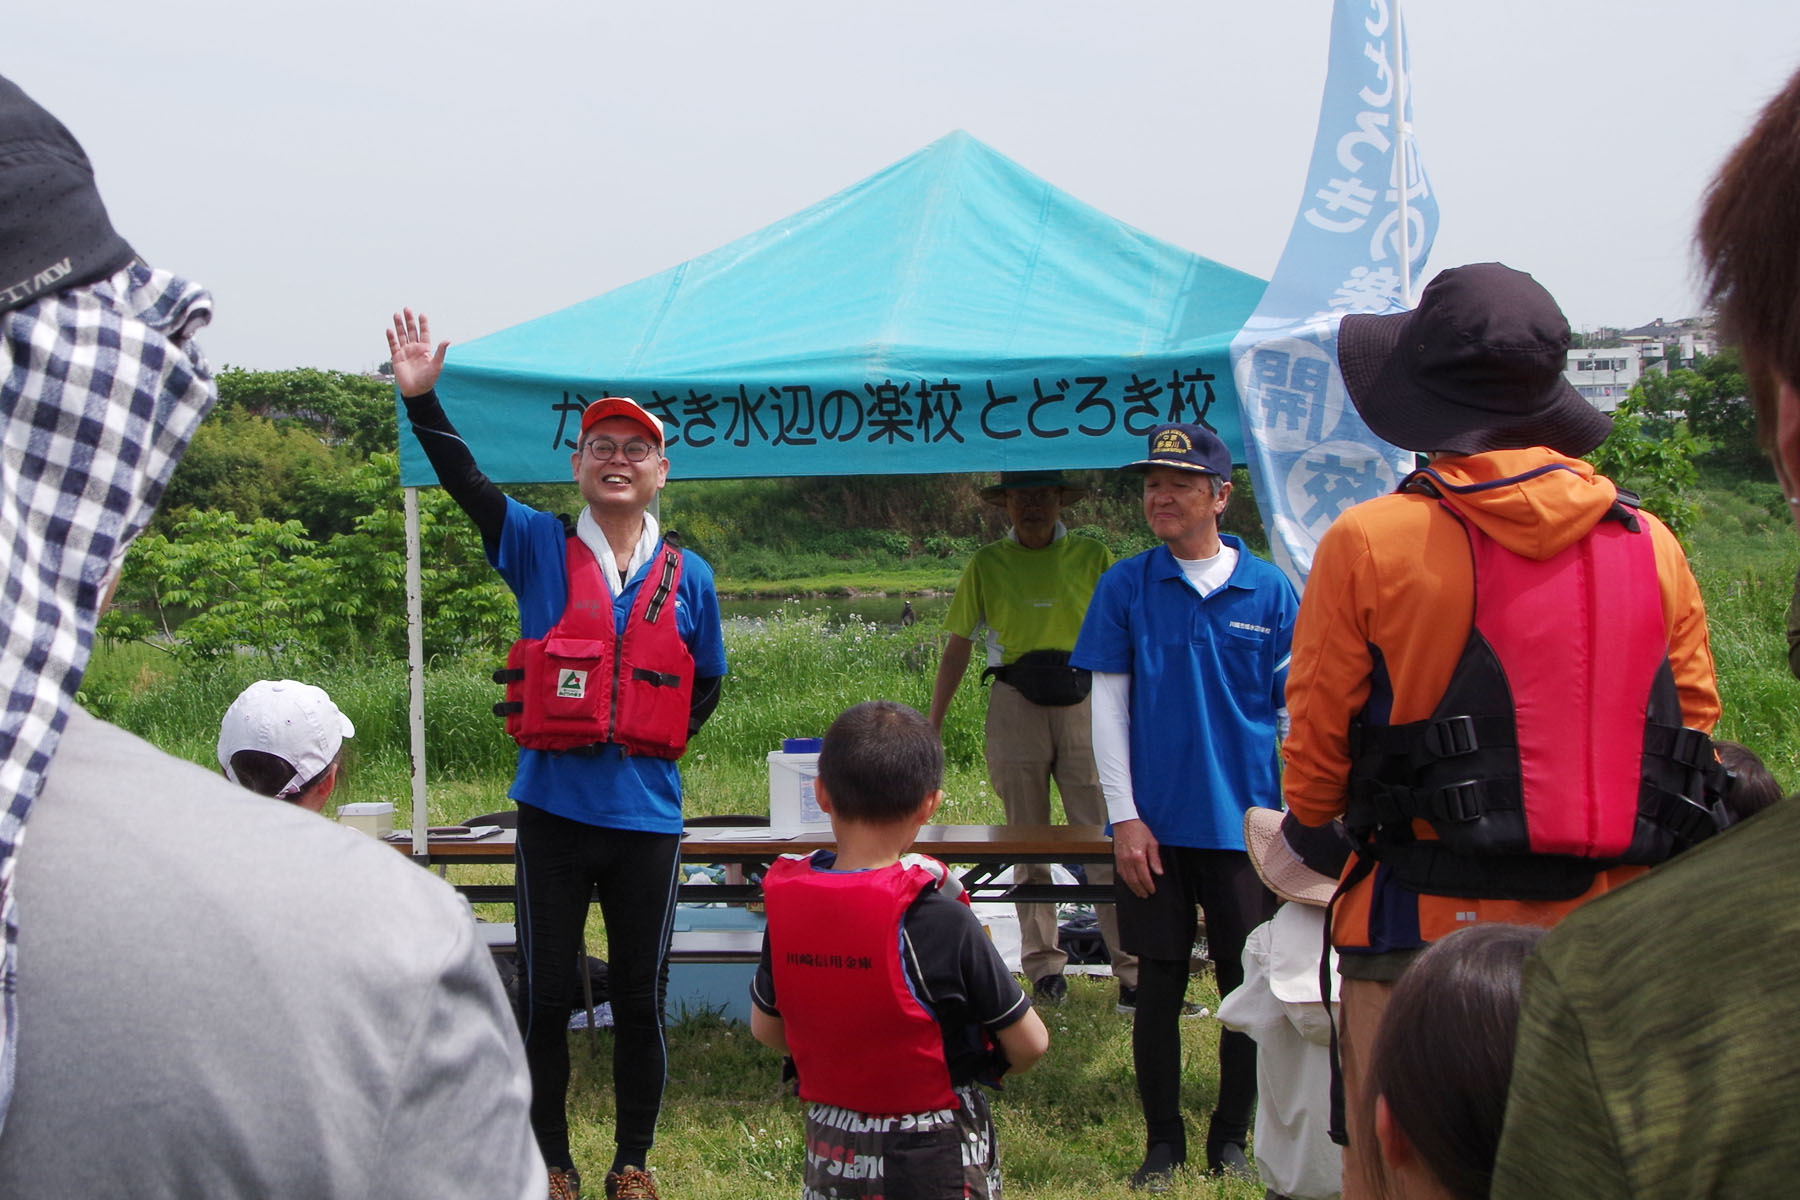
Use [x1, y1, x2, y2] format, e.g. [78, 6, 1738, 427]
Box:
[1206, 1139, 1255, 1182]
[1032, 973, 1068, 1005]
[1128, 1142, 1184, 1192]
[1116, 983, 1209, 1018]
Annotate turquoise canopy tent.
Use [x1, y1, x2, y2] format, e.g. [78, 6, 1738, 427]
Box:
[394, 131, 1269, 850]
[398, 131, 1268, 486]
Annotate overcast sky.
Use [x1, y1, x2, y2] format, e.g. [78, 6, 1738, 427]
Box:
[10, 1, 1799, 372]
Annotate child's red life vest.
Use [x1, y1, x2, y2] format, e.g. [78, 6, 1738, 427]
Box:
[497, 539, 693, 758]
[763, 854, 958, 1115]
[1346, 475, 1721, 900]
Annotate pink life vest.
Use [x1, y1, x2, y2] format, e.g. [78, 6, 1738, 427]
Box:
[498, 539, 693, 757]
[762, 854, 959, 1115]
[1346, 472, 1721, 899]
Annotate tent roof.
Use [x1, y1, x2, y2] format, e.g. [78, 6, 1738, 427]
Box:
[404, 130, 1267, 485]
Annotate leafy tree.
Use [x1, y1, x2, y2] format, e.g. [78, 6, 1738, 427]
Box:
[158, 407, 364, 539]
[104, 455, 515, 666]
[1682, 348, 1758, 467]
[1588, 393, 1699, 536]
[1622, 349, 1757, 468]
[214, 367, 398, 456]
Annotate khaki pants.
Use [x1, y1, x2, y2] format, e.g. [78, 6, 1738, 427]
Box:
[983, 681, 1137, 988]
[1337, 975, 1394, 1200]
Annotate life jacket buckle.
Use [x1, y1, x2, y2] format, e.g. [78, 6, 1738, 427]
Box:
[1667, 726, 1712, 770]
[1423, 715, 1479, 759]
[1430, 780, 1484, 823]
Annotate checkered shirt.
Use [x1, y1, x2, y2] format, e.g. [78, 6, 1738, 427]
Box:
[0, 262, 215, 1132]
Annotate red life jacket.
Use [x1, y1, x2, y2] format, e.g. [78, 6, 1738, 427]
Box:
[763, 854, 959, 1115]
[497, 538, 694, 758]
[1345, 472, 1723, 900]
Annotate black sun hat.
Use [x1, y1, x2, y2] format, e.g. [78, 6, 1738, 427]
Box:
[0, 76, 136, 315]
[1337, 262, 1612, 457]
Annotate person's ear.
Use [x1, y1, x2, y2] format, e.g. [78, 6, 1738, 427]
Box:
[300, 763, 339, 814]
[812, 777, 835, 816]
[917, 789, 944, 822]
[1375, 1094, 1415, 1169]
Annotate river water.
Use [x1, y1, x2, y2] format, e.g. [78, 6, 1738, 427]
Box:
[717, 594, 950, 629]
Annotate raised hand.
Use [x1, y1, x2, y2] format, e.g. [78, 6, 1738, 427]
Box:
[386, 308, 449, 398]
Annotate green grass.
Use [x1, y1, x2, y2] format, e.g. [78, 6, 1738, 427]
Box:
[576, 974, 1261, 1200]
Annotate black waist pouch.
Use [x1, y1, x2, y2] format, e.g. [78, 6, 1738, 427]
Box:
[982, 649, 1092, 707]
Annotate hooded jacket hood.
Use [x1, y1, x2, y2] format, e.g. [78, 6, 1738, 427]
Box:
[1411, 448, 1619, 562]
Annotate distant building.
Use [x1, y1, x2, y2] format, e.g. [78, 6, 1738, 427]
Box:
[1566, 315, 1719, 411]
[1565, 345, 1641, 412]
[1620, 317, 1715, 372]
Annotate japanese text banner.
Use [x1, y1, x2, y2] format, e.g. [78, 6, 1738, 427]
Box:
[1229, 0, 1437, 589]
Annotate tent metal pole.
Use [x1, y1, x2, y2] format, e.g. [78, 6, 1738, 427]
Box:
[404, 485, 429, 859]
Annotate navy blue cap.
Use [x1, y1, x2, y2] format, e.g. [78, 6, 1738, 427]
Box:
[1121, 422, 1232, 477]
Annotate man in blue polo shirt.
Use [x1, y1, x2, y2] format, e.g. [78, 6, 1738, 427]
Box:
[1073, 422, 1296, 1191]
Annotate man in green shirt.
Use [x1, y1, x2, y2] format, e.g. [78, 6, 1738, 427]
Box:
[927, 471, 1136, 1008]
[1492, 64, 1800, 1199]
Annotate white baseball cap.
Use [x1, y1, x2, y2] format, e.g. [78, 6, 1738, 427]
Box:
[217, 679, 356, 800]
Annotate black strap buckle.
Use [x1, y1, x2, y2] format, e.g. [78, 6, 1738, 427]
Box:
[1667, 726, 1711, 770]
[631, 667, 682, 688]
[492, 667, 525, 685]
[1428, 780, 1484, 823]
[1423, 715, 1479, 759]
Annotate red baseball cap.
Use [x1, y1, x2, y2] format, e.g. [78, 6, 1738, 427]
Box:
[578, 396, 664, 448]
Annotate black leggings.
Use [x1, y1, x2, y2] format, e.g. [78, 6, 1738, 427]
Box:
[1120, 846, 1276, 1157]
[515, 804, 682, 1169]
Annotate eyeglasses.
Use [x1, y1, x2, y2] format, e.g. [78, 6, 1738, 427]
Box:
[581, 437, 657, 463]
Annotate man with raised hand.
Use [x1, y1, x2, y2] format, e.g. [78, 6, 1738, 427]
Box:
[0, 75, 541, 1199]
[1073, 422, 1297, 1190]
[388, 310, 726, 1200]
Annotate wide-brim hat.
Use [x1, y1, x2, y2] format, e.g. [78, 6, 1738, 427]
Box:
[1337, 262, 1613, 457]
[1244, 808, 1352, 908]
[978, 470, 1087, 506]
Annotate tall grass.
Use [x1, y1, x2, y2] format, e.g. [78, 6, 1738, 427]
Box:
[79, 605, 1019, 827]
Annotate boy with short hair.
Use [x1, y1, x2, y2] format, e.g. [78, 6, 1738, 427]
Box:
[751, 701, 1050, 1199]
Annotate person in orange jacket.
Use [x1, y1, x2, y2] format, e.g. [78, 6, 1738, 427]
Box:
[1280, 262, 1721, 1200]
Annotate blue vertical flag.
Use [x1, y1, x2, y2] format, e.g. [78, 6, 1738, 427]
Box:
[1229, 0, 1437, 588]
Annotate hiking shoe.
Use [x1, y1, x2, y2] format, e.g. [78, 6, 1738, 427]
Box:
[1128, 1142, 1184, 1192]
[605, 1167, 660, 1200]
[1032, 973, 1068, 1005]
[548, 1165, 582, 1200]
[1116, 984, 1210, 1018]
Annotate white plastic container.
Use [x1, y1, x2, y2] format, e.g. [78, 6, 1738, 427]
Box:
[767, 751, 829, 829]
[337, 801, 394, 838]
